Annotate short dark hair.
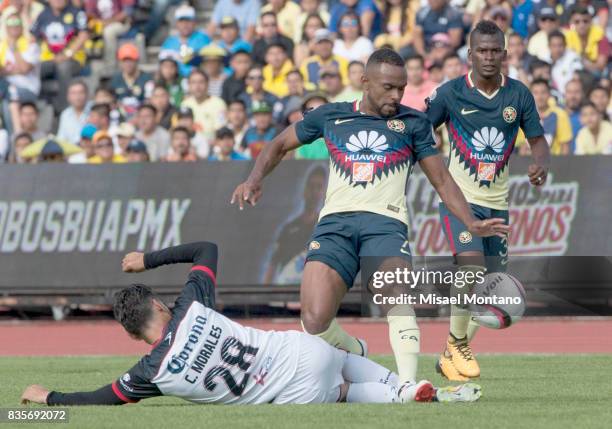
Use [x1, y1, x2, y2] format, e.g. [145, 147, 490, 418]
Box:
[228, 99, 247, 110]
[68, 79, 88, 93]
[94, 86, 115, 99]
[260, 11, 277, 21]
[570, 5, 590, 18]
[348, 60, 365, 70]
[470, 20, 505, 48]
[171, 126, 191, 138]
[589, 86, 608, 97]
[529, 59, 551, 74]
[286, 69, 304, 80]
[13, 132, 33, 144]
[90, 102, 111, 117]
[580, 101, 600, 113]
[19, 101, 38, 112]
[404, 53, 425, 67]
[153, 83, 169, 93]
[189, 68, 209, 82]
[442, 52, 461, 66]
[548, 30, 566, 44]
[113, 284, 156, 338]
[530, 78, 550, 91]
[138, 103, 157, 115]
[366, 48, 404, 71]
[266, 42, 287, 54]
[216, 126, 234, 140]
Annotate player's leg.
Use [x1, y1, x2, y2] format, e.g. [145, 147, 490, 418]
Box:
[359, 213, 421, 385]
[301, 214, 365, 355]
[439, 203, 487, 379]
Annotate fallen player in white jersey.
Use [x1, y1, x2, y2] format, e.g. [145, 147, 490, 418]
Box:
[20, 242, 481, 406]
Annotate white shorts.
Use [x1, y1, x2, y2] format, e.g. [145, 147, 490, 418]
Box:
[273, 333, 347, 404]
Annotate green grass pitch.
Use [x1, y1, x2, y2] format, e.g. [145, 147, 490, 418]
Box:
[2, 355, 611, 429]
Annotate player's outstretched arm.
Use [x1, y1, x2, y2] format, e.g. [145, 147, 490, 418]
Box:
[419, 155, 510, 238]
[231, 124, 302, 210]
[21, 384, 126, 406]
[526, 135, 550, 187]
[122, 241, 218, 274]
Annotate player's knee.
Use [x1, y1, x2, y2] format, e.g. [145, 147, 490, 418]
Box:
[301, 309, 333, 335]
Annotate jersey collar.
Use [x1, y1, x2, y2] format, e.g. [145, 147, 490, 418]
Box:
[466, 71, 506, 99]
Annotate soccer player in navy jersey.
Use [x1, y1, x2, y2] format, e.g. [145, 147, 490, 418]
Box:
[231, 48, 508, 388]
[426, 21, 550, 381]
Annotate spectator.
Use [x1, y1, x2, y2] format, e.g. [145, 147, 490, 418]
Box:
[301, 29, 349, 86]
[221, 50, 252, 104]
[93, 88, 123, 128]
[319, 66, 345, 101]
[217, 17, 252, 56]
[0, 0, 44, 40]
[241, 100, 277, 159]
[199, 44, 228, 98]
[57, 79, 90, 144]
[506, 32, 534, 84]
[565, 6, 610, 73]
[261, 0, 302, 40]
[173, 106, 210, 159]
[115, 122, 136, 155]
[68, 123, 97, 163]
[164, 126, 198, 162]
[140, 0, 183, 44]
[150, 84, 177, 130]
[111, 43, 154, 120]
[549, 31, 583, 95]
[510, 0, 533, 38]
[15, 101, 44, 141]
[209, 126, 249, 160]
[8, 131, 33, 163]
[427, 61, 444, 85]
[470, 0, 513, 28]
[161, 5, 211, 78]
[329, 0, 383, 40]
[88, 130, 126, 163]
[181, 69, 227, 142]
[294, 92, 328, 159]
[135, 103, 170, 161]
[87, 102, 111, 133]
[522, 79, 572, 155]
[280, 69, 315, 114]
[294, 0, 330, 44]
[238, 65, 283, 120]
[263, 43, 294, 98]
[488, 6, 512, 39]
[589, 86, 611, 120]
[32, 0, 89, 112]
[209, 0, 261, 43]
[428, 33, 454, 67]
[37, 140, 67, 163]
[413, 0, 463, 59]
[0, 13, 41, 135]
[156, 50, 185, 106]
[252, 11, 294, 66]
[334, 60, 364, 102]
[374, 0, 419, 52]
[294, 13, 325, 67]
[124, 139, 149, 162]
[400, 54, 437, 112]
[564, 79, 585, 152]
[333, 10, 374, 63]
[226, 99, 250, 153]
[441, 53, 464, 82]
[575, 102, 612, 154]
[83, 0, 132, 69]
[527, 6, 560, 62]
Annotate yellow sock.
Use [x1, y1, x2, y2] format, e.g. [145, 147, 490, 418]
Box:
[302, 318, 364, 355]
[450, 265, 486, 339]
[387, 306, 419, 383]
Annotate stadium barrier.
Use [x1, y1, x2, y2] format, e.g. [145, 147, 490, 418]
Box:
[0, 157, 610, 312]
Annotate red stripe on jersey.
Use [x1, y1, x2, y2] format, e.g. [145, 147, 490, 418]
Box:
[112, 381, 138, 403]
[191, 265, 216, 286]
[464, 73, 473, 88]
[443, 215, 457, 255]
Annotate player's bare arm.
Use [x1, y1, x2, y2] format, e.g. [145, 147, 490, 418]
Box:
[231, 124, 302, 209]
[526, 135, 550, 187]
[419, 154, 509, 238]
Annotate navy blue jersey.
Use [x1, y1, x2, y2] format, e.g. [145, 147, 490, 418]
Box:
[426, 73, 544, 209]
[295, 100, 438, 225]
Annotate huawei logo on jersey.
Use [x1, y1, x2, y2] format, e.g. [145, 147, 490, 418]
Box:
[346, 131, 388, 153]
[470, 127, 506, 162]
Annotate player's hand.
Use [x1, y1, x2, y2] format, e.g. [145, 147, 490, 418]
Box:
[122, 252, 146, 273]
[527, 164, 548, 187]
[21, 385, 49, 405]
[469, 218, 509, 238]
[230, 181, 262, 210]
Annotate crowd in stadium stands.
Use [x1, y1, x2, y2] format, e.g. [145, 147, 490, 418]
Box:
[0, 0, 610, 163]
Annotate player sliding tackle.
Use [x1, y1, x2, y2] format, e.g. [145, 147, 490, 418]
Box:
[21, 242, 481, 406]
[232, 49, 508, 387]
[425, 21, 550, 381]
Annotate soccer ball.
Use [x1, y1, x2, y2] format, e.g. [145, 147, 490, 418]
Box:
[469, 273, 526, 329]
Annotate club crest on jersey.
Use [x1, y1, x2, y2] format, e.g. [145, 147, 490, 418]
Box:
[458, 231, 473, 244]
[387, 119, 405, 133]
[309, 241, 320, 250]
[503, 106, 517, 123]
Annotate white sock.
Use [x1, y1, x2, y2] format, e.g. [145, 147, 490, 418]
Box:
[342, 353, 399, 385]
[346, 382, 398, 403]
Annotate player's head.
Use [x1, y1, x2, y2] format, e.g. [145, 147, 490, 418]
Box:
[363, 48, 406, 118]
[113, 284, 171, 343]
[468, 20, 506, 79]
